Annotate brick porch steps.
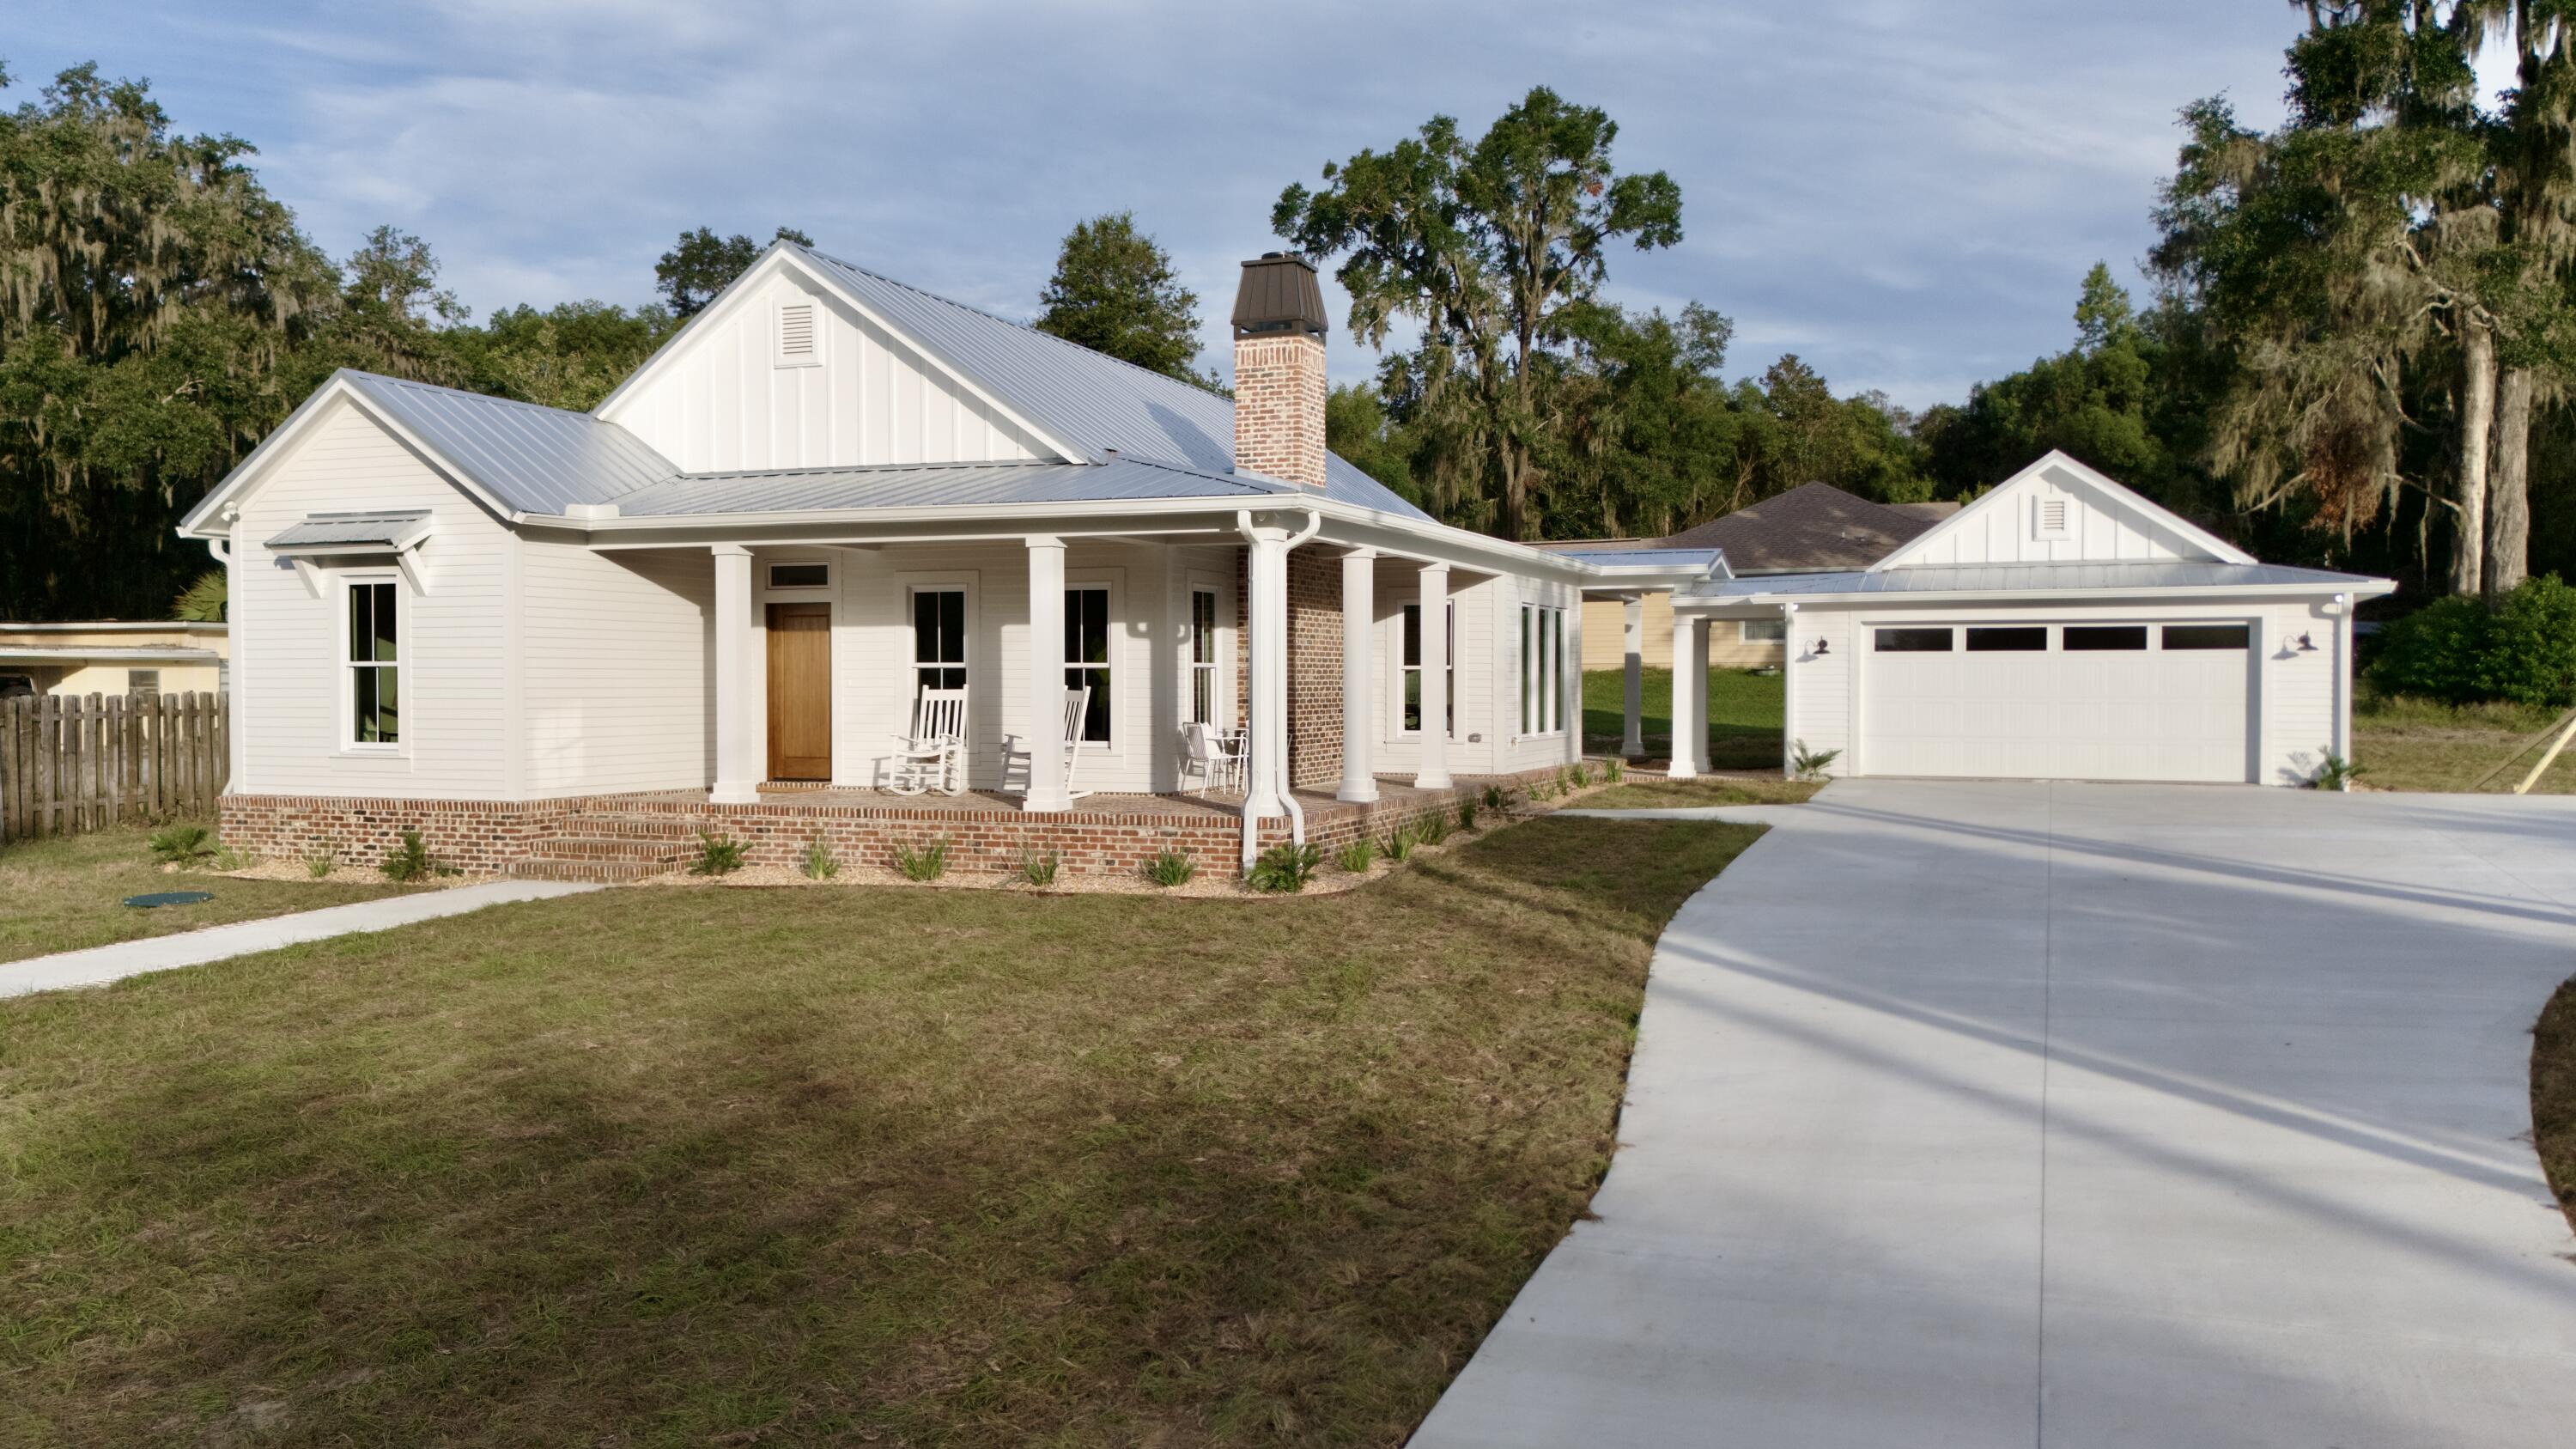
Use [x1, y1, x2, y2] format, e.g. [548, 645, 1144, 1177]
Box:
[504, 818, 695, 882]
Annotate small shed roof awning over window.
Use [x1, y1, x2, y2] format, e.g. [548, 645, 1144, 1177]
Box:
[264, 510, 433, 554]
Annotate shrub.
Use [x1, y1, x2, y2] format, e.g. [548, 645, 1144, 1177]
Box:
[148, 824, 216, 866]
[1145, 849, 1196, 887]
[1382, 825, 1419, 862]
[380, 830, 441, 882]
[1604, 758, 1626, 783]
[893, 839, 951, 881]
[1248, 842, 1323, 893]
[1335, 838, 1378, 874]
[690, 831, 745, 876]
[1791, 739, 1842, 782]
[1482, 782, 1510, 811]
[801, 836, 840, 880]
[305, 849, 336, 880]
[2372, 575, 2576, 707]
[1020, 849, 1060, 887]
[1414, 812, 1450, 846]
[2312, 750, 2368, 791]
[1455, 798, 1479, 831]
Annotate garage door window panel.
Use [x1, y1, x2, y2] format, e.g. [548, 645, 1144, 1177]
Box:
[2163, 624, 2250, 650]
[2063, 625, 2148, 651]
[1965, 627, 2047, 652]
[1875, 628, 1954, 652]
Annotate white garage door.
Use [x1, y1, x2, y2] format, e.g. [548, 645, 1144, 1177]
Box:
[1859, 621, 2253, 782]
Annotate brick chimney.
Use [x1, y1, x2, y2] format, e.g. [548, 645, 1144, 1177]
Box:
[1230, 252, 1330, 489]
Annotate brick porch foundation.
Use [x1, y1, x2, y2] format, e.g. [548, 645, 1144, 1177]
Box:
[218, 764, 1586, 883]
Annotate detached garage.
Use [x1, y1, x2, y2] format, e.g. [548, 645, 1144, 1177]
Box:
[1671, 452, 2395, 787]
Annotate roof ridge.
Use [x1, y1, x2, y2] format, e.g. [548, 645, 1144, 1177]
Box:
[679, 459, 1063, 482]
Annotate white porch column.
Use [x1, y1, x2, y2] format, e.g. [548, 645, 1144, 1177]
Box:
[1688, 618, 1712, 774]
[1780, 604, 1800, 778]
[710, 544, 762, 804]
[1417, 562, 1451, 789]
[1620, 594, 1645, 759]
[1339, 548, 1379, 802]
[1241, 523, 1292, 855]
[1024, 535, 1072, 812]
[1667, 611, 1700, 779]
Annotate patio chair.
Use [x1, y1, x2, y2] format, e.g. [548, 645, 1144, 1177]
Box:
[1180, 721, 1245, 795]
[1061, 685, 1094, 801]
[887, 687, 968, 795]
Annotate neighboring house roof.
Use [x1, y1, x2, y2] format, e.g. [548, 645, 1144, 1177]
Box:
[0, 645, 222, 666]
[1657, 483, 1949, 573]
[1686, 560, 2386, 604]
[1886, 500, 1962, 523]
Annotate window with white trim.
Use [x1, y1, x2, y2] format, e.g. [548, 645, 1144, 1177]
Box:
[1740, 618, 1787, 643]
[344, 578, 400, 746]
[1400, 601, 1455, 736]
[1189, 588, 1219, 726]
[1520, 604, 1565, 735]
[911, 587, 966, 694]
[1066, 586, 1111, 743]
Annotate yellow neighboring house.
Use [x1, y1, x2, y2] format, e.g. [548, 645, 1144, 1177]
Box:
[1546, 484, 1959, 673]
[0, 622, 228, 700]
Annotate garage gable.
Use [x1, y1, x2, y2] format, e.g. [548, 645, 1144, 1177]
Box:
[1875, 450, 2253, 570]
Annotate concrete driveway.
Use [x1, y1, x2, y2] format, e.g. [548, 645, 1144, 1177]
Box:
[1413, 781, 2576, 1447]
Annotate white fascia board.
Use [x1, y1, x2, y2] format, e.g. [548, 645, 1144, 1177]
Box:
[1872, 449, 2257, 571]
[1674, 578, 2397, 612]
[592, 247, 1092, 466]
[177, 376, 523, 538]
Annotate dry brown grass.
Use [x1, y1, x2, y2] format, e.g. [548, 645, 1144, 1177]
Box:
[0, 814, 1760, 1446]
[0, 823, 413, 965]
[1578, 774, 1822, 811]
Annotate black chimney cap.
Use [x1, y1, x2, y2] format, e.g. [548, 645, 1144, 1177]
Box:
[1230, 253, 1328, 340]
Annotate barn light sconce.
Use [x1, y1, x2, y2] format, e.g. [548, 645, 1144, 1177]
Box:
[1813, 638, 1830, 657]
[2297, 633, 2318, 653]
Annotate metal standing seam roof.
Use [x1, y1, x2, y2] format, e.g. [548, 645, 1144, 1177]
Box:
[263, 509, 434, 550]
[343, 372, 677, 514]
[1552, 548, 1726, 570]
[1683, 560, 2388, 601]
[797, 248, 1432, 521]
[608, 457, 1299, 517]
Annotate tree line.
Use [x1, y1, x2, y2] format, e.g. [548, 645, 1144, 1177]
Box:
[11, 9, 2576, 623]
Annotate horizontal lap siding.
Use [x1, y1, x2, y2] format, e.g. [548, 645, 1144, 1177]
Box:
[524, 545, 712, 795]
[234, 400, 513, 800]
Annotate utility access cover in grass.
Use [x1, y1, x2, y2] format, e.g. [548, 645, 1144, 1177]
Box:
[121, 891, 214, 909]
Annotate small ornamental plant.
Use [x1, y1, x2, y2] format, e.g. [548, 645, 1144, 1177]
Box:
[1145, 849, 1196, 888]
[305, 849, 337, 880]
[1021, 849, 1061, 886]
[1382, 826, 1420, 863]
[690, 831, 746, 876]
[894, 838, 951, 881]
[380, 830, 452, 882]
[2311, 751, 2367, 791]
[1335, 838, 1378, 874]
[1414, 813, 1450, 847]
[801, 836, 841, 880]
[1483, 783, 1510, 811]
[149, 823, 216, 866]
[1455, 798, 1479, 832]
[1790, 740, 1842, 782]
[1248, 842, 1323, 894]
[1604, 758, 1626, 783]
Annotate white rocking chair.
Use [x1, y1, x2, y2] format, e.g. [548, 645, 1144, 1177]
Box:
[1060, 685, 1094, 802]
[887, 688, 968, 795]
[1179, 721, 1245, 795]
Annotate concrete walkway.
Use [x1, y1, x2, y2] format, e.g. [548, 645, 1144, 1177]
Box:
[1415, 781, 2576, 1447]
[0, 880, 598, 997]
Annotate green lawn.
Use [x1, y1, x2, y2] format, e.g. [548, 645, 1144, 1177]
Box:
[2352, 694, 2576, 794]
[1583, 667, 1783, 770]
[0, 824, 414, 965]
[0, 814, 1761, 1446]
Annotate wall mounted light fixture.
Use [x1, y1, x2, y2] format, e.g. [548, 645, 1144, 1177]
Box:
[1814, 638, 1831, 657]
[2296, 632, 2318, 653]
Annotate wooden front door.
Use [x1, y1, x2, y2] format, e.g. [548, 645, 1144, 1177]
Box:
[766, 602, 832, 781]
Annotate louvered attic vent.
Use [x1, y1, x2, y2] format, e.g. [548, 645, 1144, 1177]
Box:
[2035, 496, 2070, 539]
[775, 301, 820, 368]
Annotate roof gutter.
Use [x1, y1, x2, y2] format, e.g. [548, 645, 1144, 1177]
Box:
[1674, 578, 2401, 611]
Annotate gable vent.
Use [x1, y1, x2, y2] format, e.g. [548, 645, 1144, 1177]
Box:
[775, 301, 821, 368]
[2035, 496, 2070, 539]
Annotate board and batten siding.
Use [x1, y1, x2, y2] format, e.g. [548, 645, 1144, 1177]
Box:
[231, 399, 514, 799]
[522, 543, 712, 795]
[1887, 473, 2202, 569]
[603, 272, 1048, 474]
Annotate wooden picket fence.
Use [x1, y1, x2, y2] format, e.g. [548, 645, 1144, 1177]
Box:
[0, 691, 229, 843]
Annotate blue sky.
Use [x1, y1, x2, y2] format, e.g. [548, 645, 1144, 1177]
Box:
[18, 2, 2352, 409]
